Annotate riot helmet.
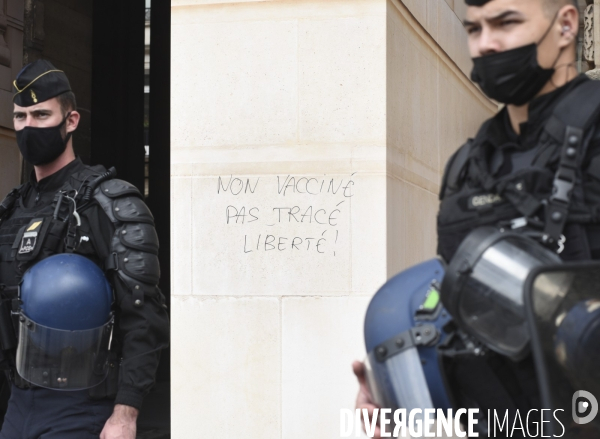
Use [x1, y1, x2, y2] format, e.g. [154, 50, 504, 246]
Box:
[442, 226, 600, 436]
[16, 253, 114, 390]
[364, 258, 452, 420]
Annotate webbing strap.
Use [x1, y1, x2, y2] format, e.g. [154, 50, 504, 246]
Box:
[0, 185, 25, 222]
[440, 139, 474, 200]
[543, 80, 600, 245]
[546, 81, 600, 136]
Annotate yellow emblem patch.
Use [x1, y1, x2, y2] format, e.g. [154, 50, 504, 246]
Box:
[27, 221, 42, 232]
[31, 90, 37, 103]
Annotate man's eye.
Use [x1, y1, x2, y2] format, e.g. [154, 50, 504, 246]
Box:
[500, 20, 518, 27]
[467, 26, 481, 35]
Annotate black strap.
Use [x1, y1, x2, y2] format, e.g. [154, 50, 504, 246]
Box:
[544, 126, 583, 245]
[64, 220, 78, 253]
[0, 185, 25, 221]
[440, 139, 474, 200]
[543, 80, 600, 245]
[105, 253, 118, 271]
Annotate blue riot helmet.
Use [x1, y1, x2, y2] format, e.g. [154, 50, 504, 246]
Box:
[364, 258, 452, 418]
[16, 253, 114, 390]
[441, 227, 600, 436]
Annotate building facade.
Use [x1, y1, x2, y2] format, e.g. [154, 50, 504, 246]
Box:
[171, 1, 495, 438]
[0, 0, 24, 198]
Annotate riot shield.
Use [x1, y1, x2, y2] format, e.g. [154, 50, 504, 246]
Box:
[525, 262, 600, 438]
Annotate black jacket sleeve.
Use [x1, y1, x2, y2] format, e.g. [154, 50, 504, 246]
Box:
[111, 275, 169, 408]
[85, 198, 170, 410]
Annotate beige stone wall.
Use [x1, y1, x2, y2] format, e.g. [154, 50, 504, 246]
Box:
[387, 0, 496, 275]
[171, 1, 495, 438]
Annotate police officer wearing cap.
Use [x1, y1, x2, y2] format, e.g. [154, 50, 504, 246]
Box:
[352, 0, 600, 437]
[0, 60, 169, 438]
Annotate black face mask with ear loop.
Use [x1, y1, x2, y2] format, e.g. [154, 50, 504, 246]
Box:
[470, 14, 565, 106]
[16, 112, 73, 166]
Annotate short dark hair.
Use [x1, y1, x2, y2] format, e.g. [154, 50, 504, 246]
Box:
[56, 91, 77, 115]
[543, 0, 579, 41]
[544, 0, 579, 16]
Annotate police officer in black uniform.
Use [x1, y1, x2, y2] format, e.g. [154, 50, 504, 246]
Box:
[0, 60, 169, 438]
[353, 0, 597, 436]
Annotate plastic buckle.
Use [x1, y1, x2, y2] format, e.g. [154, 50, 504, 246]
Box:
[65, 230, 78, 253]
[510, 217, 528, 229]
[551, 178, 574, 203]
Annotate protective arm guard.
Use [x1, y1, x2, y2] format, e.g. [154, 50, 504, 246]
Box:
[94, 179, 169, 409]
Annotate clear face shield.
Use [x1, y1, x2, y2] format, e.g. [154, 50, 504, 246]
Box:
[441, 227, 562, 360]
[16, 313, 113, 390]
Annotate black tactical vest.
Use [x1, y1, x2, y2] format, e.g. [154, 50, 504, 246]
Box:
[437, 79, 600, 263]
[0, 194, 62, 289]
[0, 165, 106, 291]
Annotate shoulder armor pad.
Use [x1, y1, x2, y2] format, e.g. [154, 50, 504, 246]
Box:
[108, 231, 160, 301]
[106, 224, 160, 303]
[95, 180, 160, 305]
[94, 180, 154, 225]
[114, 197, 154, 224]
[120, 223, 159, 255]
[100, 179, 142, 199]
[118, 248, 160, 286]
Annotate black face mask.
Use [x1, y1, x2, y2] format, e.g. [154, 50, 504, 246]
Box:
[16, 112, 72, 166]
[470, 17, 562, 106]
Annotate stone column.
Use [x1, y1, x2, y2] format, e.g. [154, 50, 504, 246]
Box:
[171, 1, 496, 438]
[584, 0, 600, 78]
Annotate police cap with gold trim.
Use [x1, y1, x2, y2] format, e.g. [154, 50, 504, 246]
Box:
[13, 60, 71, 107]
[465, 0, 491, 5]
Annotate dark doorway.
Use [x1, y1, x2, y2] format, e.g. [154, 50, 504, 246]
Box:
[91, 1, 171, 438]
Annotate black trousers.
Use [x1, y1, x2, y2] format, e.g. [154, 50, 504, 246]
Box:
[0, 385, 113, 439]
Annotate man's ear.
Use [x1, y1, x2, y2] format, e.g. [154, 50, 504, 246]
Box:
[557, 4, 579, 49]
[65, 110, 81, 133]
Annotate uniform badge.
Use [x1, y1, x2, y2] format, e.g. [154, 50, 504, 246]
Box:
[31, 90, 38, 103]
[468, 193, 503, 210]
[18, 220, 42, 255]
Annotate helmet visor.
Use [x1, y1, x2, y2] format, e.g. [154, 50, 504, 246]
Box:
[16, 314, 113, 390]
[457, 236, 560, 359]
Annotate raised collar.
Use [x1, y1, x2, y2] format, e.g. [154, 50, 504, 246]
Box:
[29, 157, 85, 195]
[478, 74, 591, 151]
